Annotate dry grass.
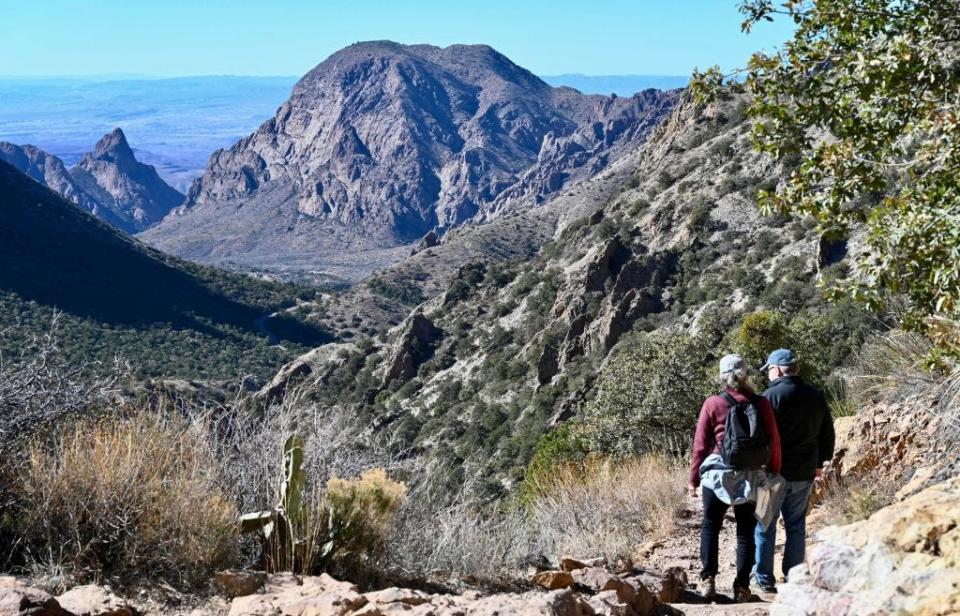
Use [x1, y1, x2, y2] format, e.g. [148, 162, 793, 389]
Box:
[527, 454, 686, 563]
[385, 454, 686, 584]
[12, 410, 237, 587]
[817, 473, 898, 526]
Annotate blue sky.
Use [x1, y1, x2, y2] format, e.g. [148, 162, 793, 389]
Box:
[3, 0, 794, 78]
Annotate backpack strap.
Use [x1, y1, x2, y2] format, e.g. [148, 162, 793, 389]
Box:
[720, 391, 739, 407]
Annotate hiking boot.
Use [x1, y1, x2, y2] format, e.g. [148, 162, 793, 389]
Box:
[752, 574, 777, 594]
[700, 576, 716, 599]
[733, 585, 754, 603]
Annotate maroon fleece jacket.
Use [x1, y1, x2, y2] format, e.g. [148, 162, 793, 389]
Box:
[689, 387, 782, 487]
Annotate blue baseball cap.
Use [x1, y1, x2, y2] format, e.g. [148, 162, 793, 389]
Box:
[762, 348, 797, 370]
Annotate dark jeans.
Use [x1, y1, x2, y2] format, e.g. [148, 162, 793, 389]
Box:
[700, 486, 757, 589]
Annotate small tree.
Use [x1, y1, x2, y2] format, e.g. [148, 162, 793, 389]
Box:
[733, 310, 790, 370]
[693, 1, 960, 362]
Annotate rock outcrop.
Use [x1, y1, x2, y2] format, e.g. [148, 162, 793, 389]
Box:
[55, 585, 134, 616]
[0, 576, 70, 616]
[141, 41, 678, 274]
[221, 569, 678, 616]
[773, 475, 960, 615]
[381, 312, 442, 385]
[70, 129, 184, 231]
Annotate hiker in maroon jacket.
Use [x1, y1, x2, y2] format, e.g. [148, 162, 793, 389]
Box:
[689, 354, 782, 602]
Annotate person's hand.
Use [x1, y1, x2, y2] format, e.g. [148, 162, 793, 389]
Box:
[815, 468, 824, 482]
[688, 484, 698, 498]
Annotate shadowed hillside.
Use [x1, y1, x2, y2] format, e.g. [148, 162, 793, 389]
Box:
[0, 160, 331, 378]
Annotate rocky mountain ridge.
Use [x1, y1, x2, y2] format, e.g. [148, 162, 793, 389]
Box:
[0, 129, 183, 232]
[140, 42, 679, 279]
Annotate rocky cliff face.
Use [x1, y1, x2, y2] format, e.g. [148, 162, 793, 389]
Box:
[0, 131, 184, 233]
[70, 128, 185, 231]
[0, 142, 123, 227]
[140, 42, 678, 276]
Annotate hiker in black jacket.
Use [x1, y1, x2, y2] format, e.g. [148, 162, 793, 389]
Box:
[753, 348, 835, 593]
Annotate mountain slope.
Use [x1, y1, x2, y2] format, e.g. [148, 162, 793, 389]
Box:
[258, 93, 872, 500]
[0, 160, 327, 379]
[0, 130, 184, 232]
[140, 42, 678, 279]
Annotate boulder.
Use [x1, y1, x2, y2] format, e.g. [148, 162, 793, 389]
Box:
[55, 586, 132, 616]
[533, 570, 575, 590]
[362, 587, 430, 606]
[451, 588, 591, 616]
[571, 567, 624, 594]
[772, 476, 960, 615]
[0, 577, 70, 616]
[559, 557, 590, 572]
[569, 568, 657, 616]
[213, 570, 267, 599]
[586, 590, 635, 616]
[623, 569, 683, 604]
[228, 573, 367, 616]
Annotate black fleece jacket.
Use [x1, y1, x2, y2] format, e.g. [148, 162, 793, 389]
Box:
[762, 375, 835, 481]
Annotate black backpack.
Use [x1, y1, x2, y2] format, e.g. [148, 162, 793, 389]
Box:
[720, 392, 772, 469]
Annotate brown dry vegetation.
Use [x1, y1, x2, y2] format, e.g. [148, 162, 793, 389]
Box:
[12, 411, 236, 587]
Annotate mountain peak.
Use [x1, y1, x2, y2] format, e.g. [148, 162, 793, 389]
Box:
[70, 129, 184, 231]
[93, 128, 135, 164]
[143, 42, 679, 274]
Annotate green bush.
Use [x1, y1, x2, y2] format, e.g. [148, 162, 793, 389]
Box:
[583, 331, 715, 457]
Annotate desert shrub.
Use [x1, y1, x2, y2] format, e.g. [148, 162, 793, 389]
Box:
[522, 425, 589, 496]
[843, 329, 936, 409]
[0, 314, 127, 453]
[387, 498, 536, 584]
[655, 170, 675, 190]
[819, 475, 897, 525]
[367, 275, 426, 306]
[583, 331, 715, 457]
[526, 455, 685, 563]
[732, 310, 791, 370]
[687, 197, 715, 235]
[628, 198, 651, 217]
[10, 410, 236, 587]
[324, 468, 407, 567]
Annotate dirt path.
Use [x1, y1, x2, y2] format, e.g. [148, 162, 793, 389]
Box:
[644, 495, 784, 615]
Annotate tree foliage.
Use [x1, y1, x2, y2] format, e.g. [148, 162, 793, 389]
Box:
[693, 0, 960, 360]
[583, 331, 715, 457]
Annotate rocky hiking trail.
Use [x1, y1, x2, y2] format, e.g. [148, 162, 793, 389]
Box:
[3, 399, 957, 615]
[0, 510, 785, 616]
